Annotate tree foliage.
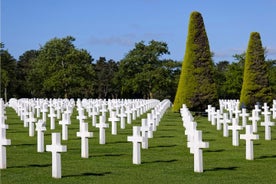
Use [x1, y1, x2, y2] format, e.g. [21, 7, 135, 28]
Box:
[1, 32, 275, 102]
[16, 50, 39, 97]
[95, 57, 119, 99]
[27, 36, 95, 98]
[240, 32, 272, 108]
[173, 11, 218, 112]
[267, 59, 276, 99]
[116, 40, 176, 99]
[0, 46, 17, 100]
[215, 53, 245, 99]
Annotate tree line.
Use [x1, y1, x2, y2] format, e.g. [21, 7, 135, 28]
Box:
[173, 11, 275, 111]
[1, 36, 275, 103]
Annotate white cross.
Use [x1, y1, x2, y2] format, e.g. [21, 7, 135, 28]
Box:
[189, 130, 209, 173]
[221, 113, 230, 137]
[254, 104, 261, 120]
[48, 107, 56, 130]
[152, 110, 161, 126]
[205, 105, 212, 121]
[125, 105, 132, 124]
[89, 106, 99, 127]
[27, 111, 36, 137]
[228, 118, 243, 146]
[271, 103, 276, 119]
[186, 122, 197, 154]
[76, 108, 87, 124]
[35, 103, 41, 118]
[108, 111, 119, 135]
[240, 108, 249, 127]
[59, 113, 70, 140]
[35, 120, 47, 152]
[118, 106, 127, 129]
[216, 110, 222, 130]
[46, 133, 67, 178]
[0, 128, 11, 169]
[249, 109, 259, 133]
[55, 105, 62, 120]
[0, 105, 7, 125]
[41, 103, 48, 123]
[140, 119, 152, 149]
[22, 109, 29, 127]
[76, 122, 93, 158]
[95, 116, 109, 144]
[127, 126, 146, 164]
[210, 107, 217, 126]
[260, 115, 275, 140]
[147, 113, 156, 136]
[132, 107, 137, 120]
[240, 125, 259, 160]
[233, 106, 241, 120]
[228, 107, 233, 122]
[262, 103, 271, 123]
[100, 104, 108, 117]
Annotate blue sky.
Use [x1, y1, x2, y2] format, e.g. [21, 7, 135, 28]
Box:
[1, 0, 276, 62]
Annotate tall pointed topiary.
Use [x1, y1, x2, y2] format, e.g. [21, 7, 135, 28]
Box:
[173, 11, 217, 112]
[240, 32, 272, 108]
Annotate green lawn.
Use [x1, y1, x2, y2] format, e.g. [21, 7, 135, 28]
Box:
[1, 107, 276, 184]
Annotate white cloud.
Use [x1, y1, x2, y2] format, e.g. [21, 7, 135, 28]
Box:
[89, 34, 136, 47]
[88, 32, 168, 47]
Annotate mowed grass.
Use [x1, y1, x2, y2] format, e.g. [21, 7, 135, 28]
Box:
[1, 107, 276, 184]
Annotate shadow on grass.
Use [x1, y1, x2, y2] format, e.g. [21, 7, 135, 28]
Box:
[63, 171, 112, 178]
[156, 135, 175, 138]
[8, 163, 51, 168]
[158, 129, 176, 132]
[8, 130, 28, 133]
[12, 143, 36, 147]
[163, 124, 177, 127]
[256, 155, 276, 159]
[142, 159, 178, 164]
[205, 149, 225, 153]
[205, 166, 238, 172]
[204, 139, 216, 142]
[91, 153, 126, 158]
[150, 144, 177, 149]
[106, 141, 127, 144]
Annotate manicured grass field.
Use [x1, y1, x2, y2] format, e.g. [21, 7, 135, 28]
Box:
[1, 107, 276, 184]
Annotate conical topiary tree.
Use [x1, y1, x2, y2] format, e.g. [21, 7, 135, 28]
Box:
[240, 32, 272, 108]
[173, 11, 217, 112]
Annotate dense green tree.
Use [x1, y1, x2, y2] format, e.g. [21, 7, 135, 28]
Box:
[16, 50, 39, 97]
[267, 59, 276, 99]
[173, 11, 218, 112]
[214, 61, 229, 98]
[27, 36, 96, 98]
[95, 57, 119, 99]
[214, 53, 245, 99]
[0, 44, 17, 101]
[151, 59, 181, 101]
[240, 32, 272, 108]
[221, 62, 244, 99]
[117, 40, 170, 99]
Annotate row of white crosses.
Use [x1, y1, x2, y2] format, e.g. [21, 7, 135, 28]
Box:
[127, 99, 171, 165]
[0, 99, 11, 169]
[180, 104, 209, 173]
[206, 99, 276, 160]
[6, 98, 161, 178]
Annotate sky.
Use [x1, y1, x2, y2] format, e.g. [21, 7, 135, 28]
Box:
[1, 0, 276, 63]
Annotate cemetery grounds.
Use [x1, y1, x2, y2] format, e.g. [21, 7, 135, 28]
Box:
[1, 106, 276, 184]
